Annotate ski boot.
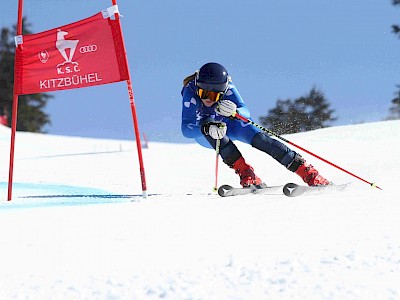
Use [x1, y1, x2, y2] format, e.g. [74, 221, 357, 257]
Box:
[295, 162, 330, 186]
[231, 157, 266, 188]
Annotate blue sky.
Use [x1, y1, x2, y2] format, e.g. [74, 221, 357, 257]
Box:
[2, 0, 399, 142]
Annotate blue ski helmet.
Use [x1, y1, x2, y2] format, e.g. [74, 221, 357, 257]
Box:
[195, 63, 229, 93]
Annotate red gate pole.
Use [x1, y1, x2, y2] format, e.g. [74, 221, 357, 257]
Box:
[7, 0, 24, 201]
[111, 0, 147, 198]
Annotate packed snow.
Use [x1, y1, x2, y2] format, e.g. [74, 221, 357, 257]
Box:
[0, 121, 399, 299]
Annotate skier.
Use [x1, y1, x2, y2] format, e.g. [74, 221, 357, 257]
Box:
[181, 62, 330, 188]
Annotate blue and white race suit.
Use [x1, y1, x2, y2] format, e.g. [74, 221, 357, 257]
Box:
[181, 79, 299, 168]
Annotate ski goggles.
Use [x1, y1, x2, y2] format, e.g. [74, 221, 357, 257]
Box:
[196, 88, 224, 102]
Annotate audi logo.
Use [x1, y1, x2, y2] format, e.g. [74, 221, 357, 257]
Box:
[79, 45, 97, 53]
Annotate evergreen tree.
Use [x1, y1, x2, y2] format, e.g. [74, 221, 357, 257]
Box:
[393, 0, 400, 37]
[259, 99, 303, 135]
[389, 1, 400, 119]
[0, 17, 52, 132]
[259, 87, 336, 135]
[386, 86, 400, 120]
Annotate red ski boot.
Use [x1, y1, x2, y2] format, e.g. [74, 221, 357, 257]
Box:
[231, 157, 264, 187]
[295, 162, 330, 186]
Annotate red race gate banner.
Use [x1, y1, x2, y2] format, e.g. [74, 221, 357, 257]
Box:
[8, 2, 148, 201]
[14, 10, 129, 95]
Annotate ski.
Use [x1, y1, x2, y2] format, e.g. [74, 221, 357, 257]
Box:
[283, 182, 351, 197]
[218, 184, 283, 197]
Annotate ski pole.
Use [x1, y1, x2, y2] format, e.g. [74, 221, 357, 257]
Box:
[233, 112, 382, 190]
[213, 138, 221, 192]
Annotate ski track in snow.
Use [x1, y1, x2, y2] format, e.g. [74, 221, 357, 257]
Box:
[0, 121, 399, 299]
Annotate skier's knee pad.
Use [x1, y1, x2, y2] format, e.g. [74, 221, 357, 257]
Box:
[220, 140, 242, 166]
[204, 135, 241, 166]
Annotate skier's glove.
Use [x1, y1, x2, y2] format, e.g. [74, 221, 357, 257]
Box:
[215, 100, 237, 118]
[201, 121, 227, 140]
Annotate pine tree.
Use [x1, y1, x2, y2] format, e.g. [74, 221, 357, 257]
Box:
[0, 28, 14, 124]
[389, 1, 400, 119]
[393, 0, 400, 37]
[259, 87, 336, 135]
[0, 18, 52, 132]
[387, 87, 400, 120]
[259, 99, 304, 135]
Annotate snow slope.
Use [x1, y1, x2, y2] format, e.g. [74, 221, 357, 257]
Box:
[0, 121, 399, 299]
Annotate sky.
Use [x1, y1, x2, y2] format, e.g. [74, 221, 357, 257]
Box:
[0, 120, 399, 298]
[1, 0, 399, 142]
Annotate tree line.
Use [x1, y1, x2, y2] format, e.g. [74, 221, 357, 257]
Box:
[0, 18, 51, 132]
[1, 2, 400, 133]
[260, 0, 400, 133]
[388, 0, 400, 120]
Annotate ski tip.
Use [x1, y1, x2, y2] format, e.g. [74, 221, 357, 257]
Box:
[217, 185, 234, 197]
[283, 182, 352, 197]
[283, 182, 298, 197]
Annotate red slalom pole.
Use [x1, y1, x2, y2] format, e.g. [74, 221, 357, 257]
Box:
[111, 0, 147, 198]
[234, 112, 382, 190]
[7, 0, 24, 201]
